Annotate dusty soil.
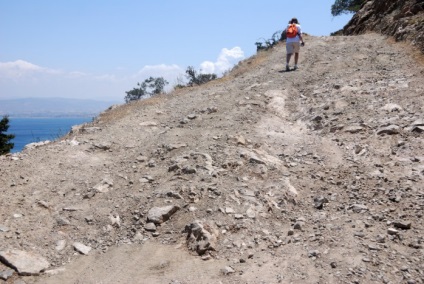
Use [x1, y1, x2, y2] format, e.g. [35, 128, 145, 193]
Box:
[1, 33, 423, 284]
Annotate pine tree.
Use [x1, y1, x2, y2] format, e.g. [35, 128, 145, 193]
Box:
[331, 0, 365, 16]
[0, 116, 15, 155]
[124, 77, 169, 103]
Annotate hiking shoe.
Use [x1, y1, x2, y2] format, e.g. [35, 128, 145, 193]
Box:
[294, 65, 298, 70]
[286, 65, 290, 71]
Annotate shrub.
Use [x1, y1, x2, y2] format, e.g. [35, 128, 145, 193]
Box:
[331, 0, 365, 16]
[0, 116, 15, 155]
[125, 77, 169, 103]
[185, 66, 217, 87]
[255, 30, 283, 52]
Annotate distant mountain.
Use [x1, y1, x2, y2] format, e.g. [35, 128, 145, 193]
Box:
[0, 97, 121, 117]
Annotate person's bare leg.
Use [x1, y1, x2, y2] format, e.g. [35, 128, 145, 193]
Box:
[286, 53, 292, 70]
[293, 53, 299, 70]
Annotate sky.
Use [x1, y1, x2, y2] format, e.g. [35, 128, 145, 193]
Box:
[0, 1, 353, 103]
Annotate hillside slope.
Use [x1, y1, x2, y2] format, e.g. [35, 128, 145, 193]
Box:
[0, 34, 423, 284]
[344, 0, 424, 53]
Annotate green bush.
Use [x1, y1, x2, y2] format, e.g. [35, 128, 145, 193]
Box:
[331, 0, 365, 16]
[185, 66, 217, 87]
[125, 77, 169, 103]
[0, 116, 15, 155]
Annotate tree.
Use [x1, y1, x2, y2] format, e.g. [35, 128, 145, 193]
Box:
[125, 76, 169, 103]
[0, 116, 15, 155]
[185, 66, 217, 86]
[331, 0, 365, 16]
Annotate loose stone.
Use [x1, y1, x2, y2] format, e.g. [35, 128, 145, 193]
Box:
[73, 242, 92, 255]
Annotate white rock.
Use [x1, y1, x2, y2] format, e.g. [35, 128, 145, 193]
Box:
[0, 225, 10, 232]
[147, 205, 180, 224]
[221, 266, 235, 275]
[0, 250, 50, 275]
[144, 222, 156, 232]
[73, 242, 92, 255]
[246, 208, 256, 219]
[93, 177, 113, 193]
[0, 268, 14, 280]
[225, 207, 235, 214]
[24, 140, 51, 151]
[351, 204, 368, 213]
[345, 125, 364, 133]
[382, 103, 402, 112]
[44, 268, 66, 275]
[234, 214, 244, 219]
[139, 121, 158, 127]
[55, 240, 67, 251]
[109, 214, 121, 227]
[411, 119, 424, 126]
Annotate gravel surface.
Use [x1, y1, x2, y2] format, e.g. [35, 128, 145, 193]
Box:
[1, 33, 423, 284]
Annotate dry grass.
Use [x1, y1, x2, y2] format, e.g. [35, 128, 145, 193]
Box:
[93, 47, 275, 125]
[95, 94, 170, 125]
[227, 48, 270, 78]
[386, 36, 424, 66]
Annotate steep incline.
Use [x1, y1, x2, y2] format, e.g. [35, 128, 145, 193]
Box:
[344, 0, 424, 53]
[0, 34, 423, 284]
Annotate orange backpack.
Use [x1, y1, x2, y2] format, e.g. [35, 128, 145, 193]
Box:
[286, 24, 298, 38]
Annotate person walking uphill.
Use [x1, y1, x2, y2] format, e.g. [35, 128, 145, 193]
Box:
[285, 17, 305, 71]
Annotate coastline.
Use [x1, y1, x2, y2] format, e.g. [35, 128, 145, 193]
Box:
[8, 117, 93, 153]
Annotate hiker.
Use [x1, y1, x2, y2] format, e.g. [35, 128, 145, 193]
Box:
[285, 17, 305, 71]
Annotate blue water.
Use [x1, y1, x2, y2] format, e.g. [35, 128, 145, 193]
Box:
[7, 117, 93, 153]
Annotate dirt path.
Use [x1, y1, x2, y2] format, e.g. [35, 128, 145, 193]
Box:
[1, 33, 423, 284]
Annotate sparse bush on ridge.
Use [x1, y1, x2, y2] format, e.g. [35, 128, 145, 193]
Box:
[126, 66, 218, 101]
[173, 75, 187, 90]
[255, 30, 283, 52]
[124, 76, 169, 103]
[185, 66, 217, 87]
[172, 66, 218, 91]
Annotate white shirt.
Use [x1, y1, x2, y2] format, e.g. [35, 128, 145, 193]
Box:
[286, 24, 302, 43]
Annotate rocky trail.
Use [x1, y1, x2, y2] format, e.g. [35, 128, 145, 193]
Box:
[0, 33, 423, 284]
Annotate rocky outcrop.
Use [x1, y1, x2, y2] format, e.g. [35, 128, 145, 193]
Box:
[344, 0, 424, 53]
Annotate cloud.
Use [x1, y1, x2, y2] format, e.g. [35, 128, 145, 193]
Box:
[0, 60, 61, 78]
[0, 52, 245, 101]
[200, 47, 245, 75]
[0, 60, 188, 101]
[135, 64, 184, 79]
[133, 64, 185, 89]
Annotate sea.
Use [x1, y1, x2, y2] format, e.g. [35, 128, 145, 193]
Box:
[6, 117, 93, 153]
